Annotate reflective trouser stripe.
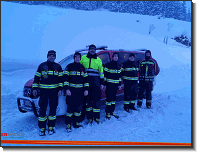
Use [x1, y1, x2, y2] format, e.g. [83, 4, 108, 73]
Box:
[138, 100, 143, 102]
[146, 100, 151, 103]
[93, 108, 100, 112]
[66, 113, 73, 117]
[38, 116, 47, 121]
[124, 101, 130, 104]
[48, 115, 56, 120]
[130, 100, 135, 104]
[86, 107, 93, 112]
[124, 101, 130, 105]
[59, 83, 63, 87]
[74, 112, 81, 116]
[84, 83, 89, 87]
[106, 102, 112, 106]
[111, 101, 116, 105]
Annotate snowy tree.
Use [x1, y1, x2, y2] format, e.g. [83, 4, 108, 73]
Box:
[187, 7, 191, 22]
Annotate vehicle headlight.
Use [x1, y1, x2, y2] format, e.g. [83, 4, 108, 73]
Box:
[23, 87, 32, 97]
[23, 87, 40, 98]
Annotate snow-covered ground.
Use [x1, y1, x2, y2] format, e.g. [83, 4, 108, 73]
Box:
[1, 1, 192, 147]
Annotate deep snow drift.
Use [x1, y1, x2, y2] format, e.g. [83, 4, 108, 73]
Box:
[1, 1, 191, 146]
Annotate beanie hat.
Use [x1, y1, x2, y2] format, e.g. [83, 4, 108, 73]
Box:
[73, 52, 81, 59]
[89, 44, 96, 50]
[112, 52, 119, 57]
[129, 53, 135, 57]
[47, 50, 56, 57]
[145, 50, 151, 56]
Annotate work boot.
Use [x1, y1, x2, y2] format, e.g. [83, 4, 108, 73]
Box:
[105, 113, 111, 120]
[39, 128, 46, 136]
[124, 108, 130, 113]
[66, 124, 72, 133]
[111, 112, 119, 119]
[147, 106, 151, 109]
[87, 119, 93, 125]
[48, 127, 55, 135]
[73, 122, 83, 128]
[95, 118, 100, 124]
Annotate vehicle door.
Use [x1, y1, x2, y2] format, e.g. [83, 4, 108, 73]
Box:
[97, 51, 111, 102]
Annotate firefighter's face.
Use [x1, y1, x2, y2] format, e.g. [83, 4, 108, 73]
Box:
[129, 56, 135, 61]
[89, 47, 96, 55]
[74, 55, 81, 63]
[47, 55, 56, 62]
[113, 54, 119, 61]
[146, 53, 151, 57]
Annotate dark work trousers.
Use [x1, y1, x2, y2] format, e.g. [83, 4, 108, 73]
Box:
[124, 81, 138, 109]
[105, 83, 118, 114]
[137, 80, 153, 108]
[85, 76, 101, 120]
[65, 87, 84, 125]
[38, 89, 58, 129]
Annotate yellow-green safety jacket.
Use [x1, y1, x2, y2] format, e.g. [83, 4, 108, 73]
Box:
[80, 52, 104, 85]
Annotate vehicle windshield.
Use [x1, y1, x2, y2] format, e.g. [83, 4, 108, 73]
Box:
[118, 52, 145, 65]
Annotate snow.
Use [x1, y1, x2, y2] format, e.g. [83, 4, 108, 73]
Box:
[1, 1, 192, 148]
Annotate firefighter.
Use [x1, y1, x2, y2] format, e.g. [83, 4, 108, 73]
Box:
[80, 44, 104, 125]
[122, 53, 139, 113]
[103, 52, 122, 120]
[137, 50, 160, 109]
[64, 52, 89, 132]
[32, 50, 63, 136]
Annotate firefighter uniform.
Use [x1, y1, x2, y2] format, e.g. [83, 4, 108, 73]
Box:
[122, 60, 139, 111]
[64, 61, 89, 127]
[80, 52, 104, 123]
[103, 60, 122, 118]
[32, 60, 63, 131]
[137, 50, 160, 108]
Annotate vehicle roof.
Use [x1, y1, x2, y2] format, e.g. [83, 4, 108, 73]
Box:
[59, 46, 147, 64]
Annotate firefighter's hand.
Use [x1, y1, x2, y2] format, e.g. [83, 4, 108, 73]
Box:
[118, 86, 122, 90]
[103, 86, 106, 91]
[100, 85, 104, 90]
[58, 90, 62, 97]
[66, 90, 71, 96]
[33, 90, 37, 97]
[84, 90, 88, 96]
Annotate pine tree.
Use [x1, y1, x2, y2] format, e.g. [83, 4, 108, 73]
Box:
[187, 7, 191, 22]
[180, 1, 187, 21]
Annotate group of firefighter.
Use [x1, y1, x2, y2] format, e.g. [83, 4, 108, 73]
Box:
[32, 44, 160, 136]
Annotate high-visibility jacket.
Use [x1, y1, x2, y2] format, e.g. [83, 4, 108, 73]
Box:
[122, 60, 139, 83]
[139, 57, 160, 81]
[63, 61, 89, 90]
[80, 52, 104, 85]
[32, 60, 64, 91]
[103, 60, 122, 86]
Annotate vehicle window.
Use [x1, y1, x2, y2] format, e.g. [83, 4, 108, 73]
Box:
[59, 55, 74, 70]
[118, 52, 145, 65]
[118, 52, 130, 65]
[98, 53, 110, 65]
[59, 53, 87, 70]
[135, 53, 145, 62]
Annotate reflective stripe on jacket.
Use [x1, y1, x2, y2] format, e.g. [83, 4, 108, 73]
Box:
[139, 58, 160, 81]
[103, 61, 122, 86]
[63, 62, 89, 90]
[122, 60, 139, 83]
[32, 60, 64, 91]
